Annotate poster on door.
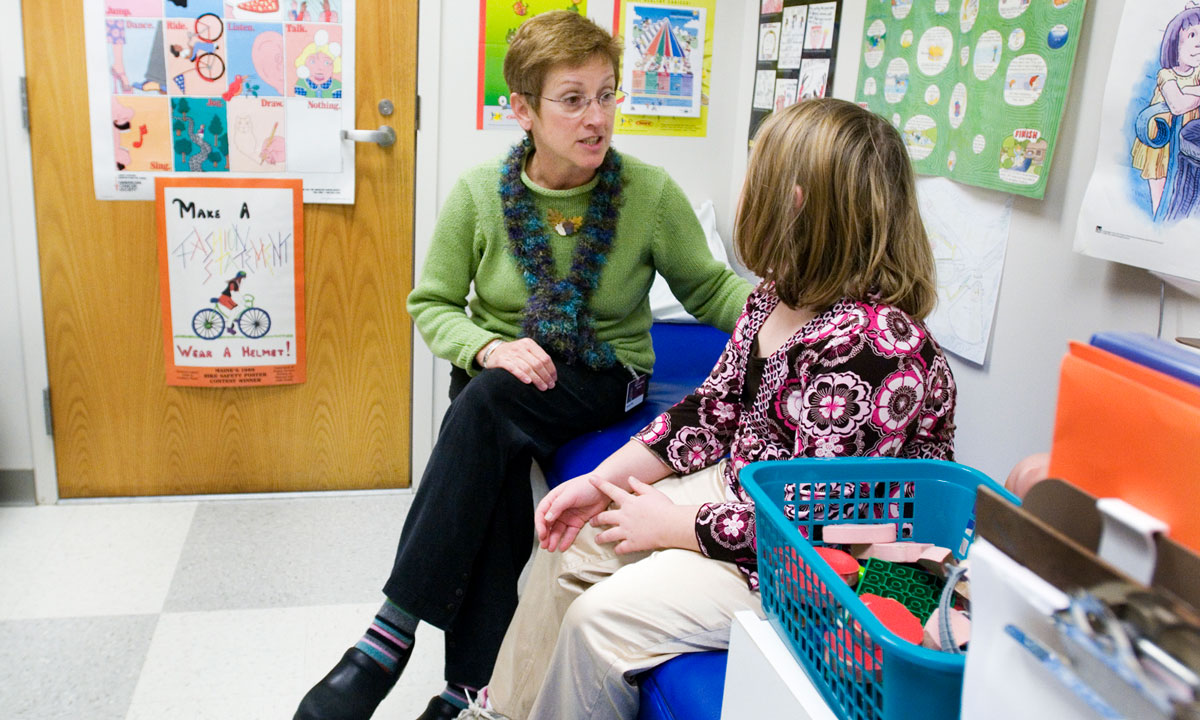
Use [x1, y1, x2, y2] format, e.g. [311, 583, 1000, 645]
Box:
[86, 0, 357, 204]
[477, 0, 589, 131]
[156, 177, 306, 387]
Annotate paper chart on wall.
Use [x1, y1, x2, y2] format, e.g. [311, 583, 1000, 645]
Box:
[156, 177, 305, 387]
[614, 0, 716, 137]
[1075, 1, 1200, 282]
[86, 0, 356, 204]
[622, 3, 705, 117]
[918, 177, 1012, 365]
[778, 5, 807, 69]
[855, 0, 1086, 199]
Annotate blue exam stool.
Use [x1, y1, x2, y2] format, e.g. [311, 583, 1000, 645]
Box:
[545, 322, 731, 720]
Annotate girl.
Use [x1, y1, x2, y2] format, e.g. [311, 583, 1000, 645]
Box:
[1131, 4, 1200, 215]
[484, 98, 957, 720]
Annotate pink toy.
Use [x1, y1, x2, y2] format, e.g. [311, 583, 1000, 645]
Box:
[857, 541, 933, 563]
[823, 523, 897, 544]
[860, 593, 923, 645]
[824, 626, 881, 676]
[815, 547, 860, 586]
[922, 607, 971, 650]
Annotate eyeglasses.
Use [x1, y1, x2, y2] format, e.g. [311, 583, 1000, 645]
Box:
[523, 90, 621, 117]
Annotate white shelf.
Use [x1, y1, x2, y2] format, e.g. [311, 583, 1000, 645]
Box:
[720, 610, 838, 720]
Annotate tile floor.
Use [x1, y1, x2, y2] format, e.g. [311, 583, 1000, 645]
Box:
[0, 492, 448, 719]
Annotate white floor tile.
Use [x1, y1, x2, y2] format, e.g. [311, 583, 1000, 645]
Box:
[128, 604, 445, 719]
[0, 503, 197, 619]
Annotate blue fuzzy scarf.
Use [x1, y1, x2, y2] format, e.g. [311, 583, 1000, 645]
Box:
[500, 137, 623, 369]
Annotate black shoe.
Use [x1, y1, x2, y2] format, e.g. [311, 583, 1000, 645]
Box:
[415, 696, 465, 720]
[294, 647, 403, 720]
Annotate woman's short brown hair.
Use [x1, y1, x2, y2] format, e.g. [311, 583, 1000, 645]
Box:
[734, 98, 937, 319]
[503, 11, 622, 113]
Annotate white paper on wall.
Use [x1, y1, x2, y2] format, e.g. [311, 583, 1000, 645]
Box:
[1076, 1, 1200, 281]
[919, 177, 1013, 365]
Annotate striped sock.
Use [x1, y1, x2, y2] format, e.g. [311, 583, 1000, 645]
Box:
[439, 682, 480, 711]
[353, 599, 417, 675]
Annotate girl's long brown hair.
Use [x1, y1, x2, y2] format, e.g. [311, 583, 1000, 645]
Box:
[734, 99, 937, 319]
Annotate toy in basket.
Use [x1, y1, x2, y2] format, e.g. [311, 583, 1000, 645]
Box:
[741, 457, 1017, 720]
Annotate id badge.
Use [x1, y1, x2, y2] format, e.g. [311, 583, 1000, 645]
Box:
[625, 372, 649, 412]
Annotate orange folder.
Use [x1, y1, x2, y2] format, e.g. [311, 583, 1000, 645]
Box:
[1048, 342, 1200, 553]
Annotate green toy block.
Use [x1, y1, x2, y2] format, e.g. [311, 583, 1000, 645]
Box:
[855, 557, 945, 624]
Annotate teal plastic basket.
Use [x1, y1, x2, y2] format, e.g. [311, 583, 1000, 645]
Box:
[741, 457, 1016, 720]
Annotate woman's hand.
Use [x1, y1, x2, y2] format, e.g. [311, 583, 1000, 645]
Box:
[589, 477, 701, 554]
[536, 474, 610, 552]
[478, 338, 557, 391]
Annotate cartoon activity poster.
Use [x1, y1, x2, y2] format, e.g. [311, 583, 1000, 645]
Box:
[621, 3, 705, 117]
[614, 0, 715, 137]
[86, 0, 356, 203]
[156, 178, 305, 387]
[1076, 2, 1200, 282]
[855, 0, 1086, 199]
[477, 0, 589, 131]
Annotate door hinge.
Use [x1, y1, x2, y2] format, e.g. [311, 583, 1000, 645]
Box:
[415, 94, 420, 132]
[19, 76, 29, 131]
[42, 387, 53, 437]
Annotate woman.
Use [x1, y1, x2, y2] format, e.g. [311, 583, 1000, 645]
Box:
[484, 98, 957, 720]
[294, 11, 749, 720]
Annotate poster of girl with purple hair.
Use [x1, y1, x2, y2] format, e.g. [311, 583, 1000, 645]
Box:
[1077, 1, 1200, 282]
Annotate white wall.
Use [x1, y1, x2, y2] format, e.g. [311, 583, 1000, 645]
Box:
[413, 0, 1200, 486]
[2, 0, 56, 502]
[0, 60, 33, 470]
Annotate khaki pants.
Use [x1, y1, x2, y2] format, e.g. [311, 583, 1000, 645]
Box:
[489, 463, 762, 720]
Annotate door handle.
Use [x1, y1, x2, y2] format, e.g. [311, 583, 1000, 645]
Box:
[342, 126, 396, 148]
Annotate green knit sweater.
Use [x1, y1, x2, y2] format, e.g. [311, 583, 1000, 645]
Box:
[407, 152, 751, 375]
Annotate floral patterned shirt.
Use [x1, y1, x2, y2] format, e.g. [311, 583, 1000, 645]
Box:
[634, 284, 957, 588]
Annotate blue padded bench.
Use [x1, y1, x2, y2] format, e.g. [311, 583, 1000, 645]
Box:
[545, 322, 731, 720]
[545, 322, 731, 488]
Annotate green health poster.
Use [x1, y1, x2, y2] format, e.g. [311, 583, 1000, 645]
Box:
[855, 0, 1086, 199]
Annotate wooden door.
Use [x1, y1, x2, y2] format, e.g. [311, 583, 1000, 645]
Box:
[22, 3, 415, 497]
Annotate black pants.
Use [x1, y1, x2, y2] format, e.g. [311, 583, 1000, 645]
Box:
[382, 360, 633, 686]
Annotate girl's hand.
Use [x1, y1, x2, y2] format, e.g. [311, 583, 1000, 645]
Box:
[478, 338, 557, 390]
[536, 474, 610, 552]
[589, 477, 701, 554]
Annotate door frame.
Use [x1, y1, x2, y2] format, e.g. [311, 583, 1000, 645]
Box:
[5, 1, 57, 504]
[410, 0, 443, 490]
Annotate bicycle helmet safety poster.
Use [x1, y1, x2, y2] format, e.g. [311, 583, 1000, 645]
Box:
[156, 177, 306, 386]
[86, 0, 356, 203]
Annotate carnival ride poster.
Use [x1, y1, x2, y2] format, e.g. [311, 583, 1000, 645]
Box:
[156, 178, 306, 387]
[1076, 1, 1200, 282]
[477, 0, 588, 131]
[86, 0, 357, 204]
[855, 0, 1086, 199]
[614, 0, 716, 137]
